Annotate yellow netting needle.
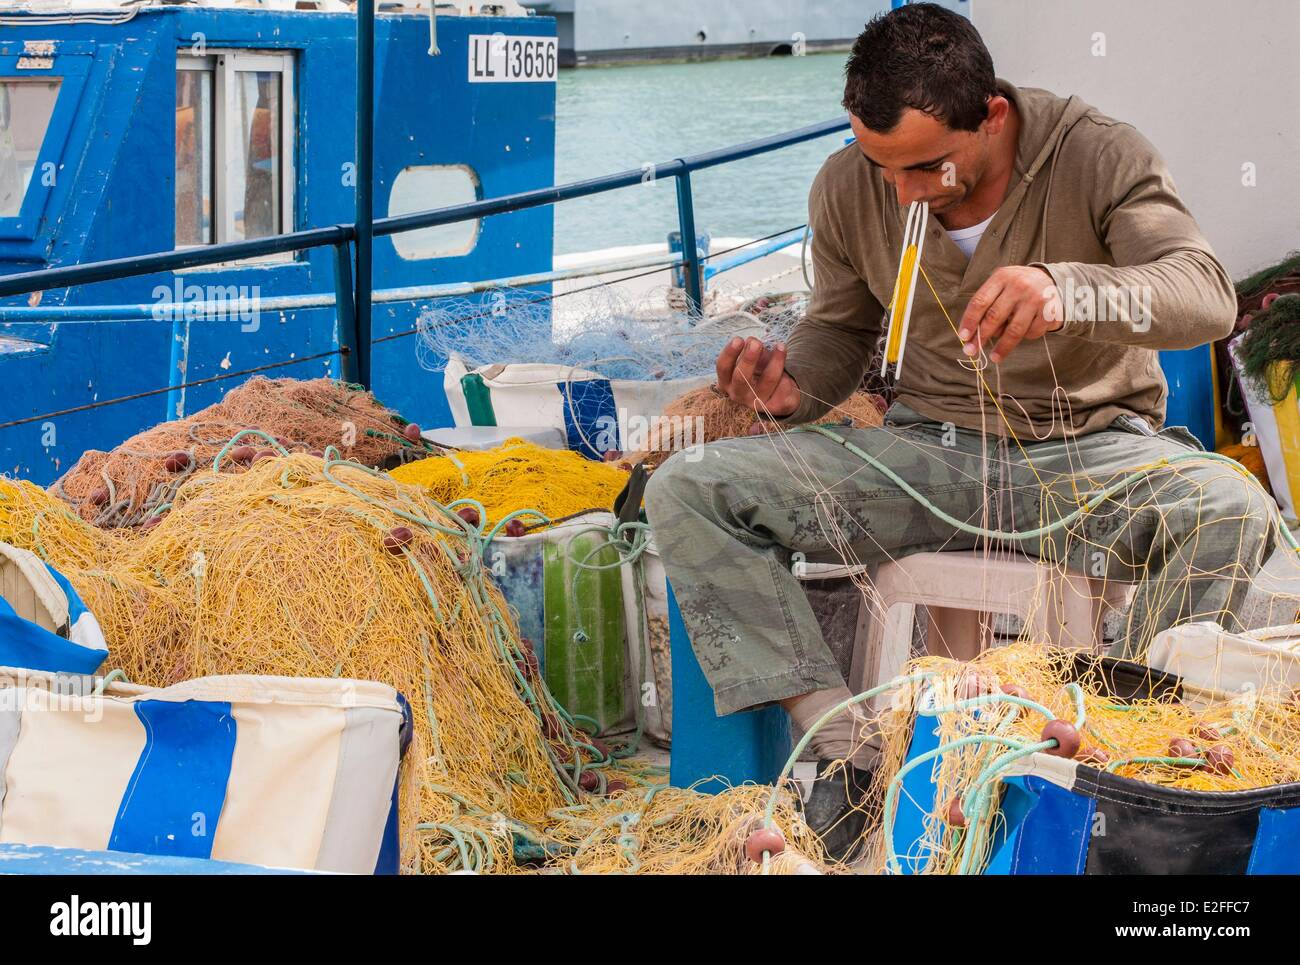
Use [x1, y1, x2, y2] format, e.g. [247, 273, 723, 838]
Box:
[886, 243, 918, 364]
[881, 200, 928, 378]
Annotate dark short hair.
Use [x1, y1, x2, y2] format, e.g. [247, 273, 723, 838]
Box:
[843, 3, 998, 134]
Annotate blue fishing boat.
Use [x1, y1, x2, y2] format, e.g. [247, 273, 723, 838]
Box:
[1, 0, 558, 483]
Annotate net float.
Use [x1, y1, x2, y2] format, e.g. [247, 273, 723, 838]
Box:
[1204, 744, 1235, 775]
[308, 449, 325, 459]
[541, 712, 562, 740]
[590, 737, 611, 758]
[456, 506, 481, 527]
[1040, 719, 1081, 758]
[604, 779, 627, 795]
[89, 486, 109, 506]
[999, 683, 1030, 715]
[230, 445, 256, 464]
[512, 648, 537, 678]
[1193, 724, 1222, 742]
[252, 449, 276, 463]
[578, 770, 600, 792]
[504, 518, 527, 538]
[163, 451, 191, 472]
[946, 796, 967, 828]
[1078, 746, 1112, 766]
[403, 422, 423, 442]
[1262, 292, 1281, 309]
[383, 526, 414, 554]
[141, 515, 163, 532]
[1168, 737, 1197, 759]
[520, 649, 539, 677]
[743, 827, 786, 863]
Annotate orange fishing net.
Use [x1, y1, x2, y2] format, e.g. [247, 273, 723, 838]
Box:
[52, 377, 434, 528]
[630, 386, 886, 465]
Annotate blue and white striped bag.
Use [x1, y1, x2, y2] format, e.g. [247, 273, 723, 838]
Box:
[0, 542, 107, 675]
[0, 669, 410, 874]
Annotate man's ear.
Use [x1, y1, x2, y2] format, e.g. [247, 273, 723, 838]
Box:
[982, 96, 1010, 136]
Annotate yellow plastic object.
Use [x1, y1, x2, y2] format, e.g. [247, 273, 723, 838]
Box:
[886, 243, 919, 365]
[1267, 366, 1300, 514]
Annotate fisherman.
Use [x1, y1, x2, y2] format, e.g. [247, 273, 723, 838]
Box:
[645, 3, 1270, 860]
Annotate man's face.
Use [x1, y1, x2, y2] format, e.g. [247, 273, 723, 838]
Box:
[850, 103, 1000, 213]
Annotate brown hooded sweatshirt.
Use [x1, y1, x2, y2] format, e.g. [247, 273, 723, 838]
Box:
[782, 81, 1236, 439]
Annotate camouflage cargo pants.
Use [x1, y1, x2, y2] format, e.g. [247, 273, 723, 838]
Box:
[643, 403, 1275, 715]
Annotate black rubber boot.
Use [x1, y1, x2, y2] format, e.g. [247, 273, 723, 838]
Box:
[802, 759, 877, 863]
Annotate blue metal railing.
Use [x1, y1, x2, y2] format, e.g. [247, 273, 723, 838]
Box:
[0, 115, 850, 389]
[355, 0, 376, 390]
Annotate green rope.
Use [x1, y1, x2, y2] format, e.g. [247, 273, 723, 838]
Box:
[800, 424, 1300, 553]
[210, 428, 289, 472]
[92, 668, 129, 695]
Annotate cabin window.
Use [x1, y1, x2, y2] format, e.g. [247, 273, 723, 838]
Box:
[175, 65, 213, 245]
[176, 50, 295, 253]
[0, 78, 62, 218]
[388, 165, 481, 260]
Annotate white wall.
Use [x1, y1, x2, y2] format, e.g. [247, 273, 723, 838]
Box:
[973, 0, 1300, 280]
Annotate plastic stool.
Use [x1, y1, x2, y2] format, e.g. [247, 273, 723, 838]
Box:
[836, 551, 1129, 710]
[667, 582, 791, 791]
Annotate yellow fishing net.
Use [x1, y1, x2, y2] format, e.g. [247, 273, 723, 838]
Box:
[0, 455, 827, 875]
[860, 641, 1300, 875]
[389, 440, 631, 529]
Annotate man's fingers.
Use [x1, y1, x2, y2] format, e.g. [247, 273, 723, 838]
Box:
[749, 342, 787, 412]
[771, 375, 801, 417]
[958, 266, 1060, 362]
[717, 337, 793, 412]
[971, 290, 1018, 356]
[730, 337, 768, 405]
[959, 276, 1006, 342]
[715, 336, 745, 392]
[989, 303, 1039, 364]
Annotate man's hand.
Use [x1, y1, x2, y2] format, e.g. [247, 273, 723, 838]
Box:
[715, 336, 802, 418]
[958, 265, 1064, 364]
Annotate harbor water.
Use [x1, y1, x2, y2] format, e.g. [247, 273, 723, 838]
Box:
[553, 51, 849, 254]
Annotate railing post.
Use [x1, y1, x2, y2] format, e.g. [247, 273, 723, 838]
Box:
[333, 240, 359, 384]
[674, 171, 705, 318]
[354, 0, 375, 389]
[165, 295, 189, 422]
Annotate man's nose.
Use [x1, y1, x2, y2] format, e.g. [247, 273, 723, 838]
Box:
[893, 172, 928, 207]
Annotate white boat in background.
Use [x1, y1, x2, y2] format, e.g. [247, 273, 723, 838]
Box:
[522, 0, 969, 67]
